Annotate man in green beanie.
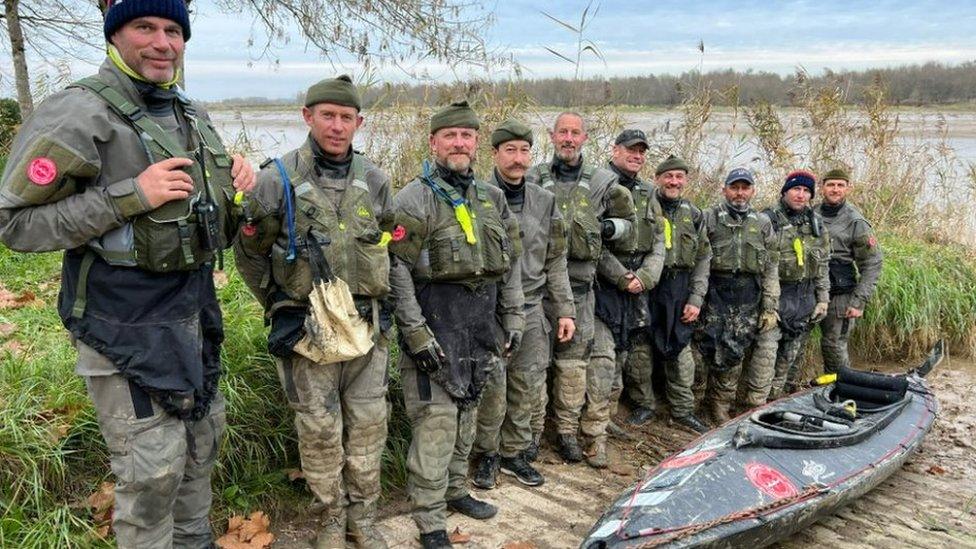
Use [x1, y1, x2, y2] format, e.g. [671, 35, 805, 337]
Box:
[0, 3, 256, 546]
[386, 101, 524, 549]
[816, 168, 883, 373]
[624, 154, 710, 433]
[234, 75, 392, 548]
[525, 112, 636, 468]
[470, 118, 575, 489]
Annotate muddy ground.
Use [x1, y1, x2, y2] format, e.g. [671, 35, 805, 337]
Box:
[272, 357, 976, 548]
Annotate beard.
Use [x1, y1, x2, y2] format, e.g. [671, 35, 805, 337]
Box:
[556, 145, 580, 163]
[445, 153, 473, 173]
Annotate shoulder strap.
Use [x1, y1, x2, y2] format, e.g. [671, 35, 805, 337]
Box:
[538, 165, 554, 189]
[272, 158, 298, 262]
[70, 76, 186, 161]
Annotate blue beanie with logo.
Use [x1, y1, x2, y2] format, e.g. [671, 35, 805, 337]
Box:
[104, 0, 191, 42]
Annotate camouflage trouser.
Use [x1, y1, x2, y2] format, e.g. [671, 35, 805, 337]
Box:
[820, 292, 857, 374]
[548, 288, 594, 435]
[276, 336, 389, 532]
[660, 347, 697, 418]
[697, 303, 762, 408]
[476, 303, 549, 458]
[85, 370, 225, 549]
[584, 318, 617, 443]
[624, 340, 656, 409]
[768, 328, 812, 400]
[400, 353, 476, 534]
[473, 358, 505, 456]
[738, 325, 780, 408]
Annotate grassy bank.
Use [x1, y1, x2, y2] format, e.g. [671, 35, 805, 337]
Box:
[1, 231, 973, 545]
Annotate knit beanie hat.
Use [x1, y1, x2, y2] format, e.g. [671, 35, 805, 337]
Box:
[305, 75, 361, 110]
[430, 101, 480, 134]
[782, 169, 817, 197]
[104, 0, 191, 42]
[491, 118, 533, 148]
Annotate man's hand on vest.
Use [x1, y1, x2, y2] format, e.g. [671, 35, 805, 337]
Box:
[137, 157, 195, 207]
[681, 304, 700, 323]
[759, 309, 780, 333]
[231, 154, 256, 193]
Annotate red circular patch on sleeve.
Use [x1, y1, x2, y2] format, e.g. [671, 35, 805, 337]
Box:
[867, 236, 877, 247]
[27, 157, 57, 186]
[745, 462, 798, 499]
[661, 450, 716, 469]
[392, 225, 407, 242]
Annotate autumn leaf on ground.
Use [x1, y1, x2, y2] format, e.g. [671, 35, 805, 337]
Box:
[87, 482, 115, 539]
[217, 511, 275, 549]
[284, 468, 305, 481]
[213, 270, 230, 289]
[0, 286, 43, 309]
[926, 464, 947, 475]
[449, 526, 471, 544]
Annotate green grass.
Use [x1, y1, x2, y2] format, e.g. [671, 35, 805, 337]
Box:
[0, 248, 413, 546]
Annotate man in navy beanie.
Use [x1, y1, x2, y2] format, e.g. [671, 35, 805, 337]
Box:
[0, 1, 255, 547]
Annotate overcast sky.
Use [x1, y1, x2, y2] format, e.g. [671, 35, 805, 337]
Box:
[7, 0, 976, 101]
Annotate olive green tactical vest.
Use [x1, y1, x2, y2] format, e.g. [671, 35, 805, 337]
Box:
[535, 164, 602, 261]
[71, 77, 236, 272]
[766, 207, 828, 283]
[422, 177, 513, 283]
[271, 148, 391, 299]
[662, 200, 701, 269]
[709, 209, 767, 275]
[629, 181, 660, 255]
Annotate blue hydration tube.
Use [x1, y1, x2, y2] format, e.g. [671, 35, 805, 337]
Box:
[273, 158, 298, 262]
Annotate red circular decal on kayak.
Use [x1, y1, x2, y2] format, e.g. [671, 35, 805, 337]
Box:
[391, 225, 407, 242]
[27, 157, 57, 186]
[661, 450, 716, 469]
[745, 462, 798, 499]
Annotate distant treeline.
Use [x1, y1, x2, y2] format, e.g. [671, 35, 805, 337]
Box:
[210, 61, 976, 108]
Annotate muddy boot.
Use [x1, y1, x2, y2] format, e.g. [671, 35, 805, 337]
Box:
[347, 503, 387, 549]
[606, 420, 635, 441]
[471, 452, 499, 490]
[447, 494, 497, 520]
[671, 414, 709, 434]
[584, 437, 608, 469]
[314, 509, 346, 549]
[705, 399, 731, 426]
[556, 434, 583, 463]
[420, 529, 453, 549]
[627, 406, 655, 426]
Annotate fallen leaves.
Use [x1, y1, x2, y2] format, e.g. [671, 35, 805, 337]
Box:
[0, 286, 43, 309]
[449, 526, 471, 544]
[87, 482, 115, 539]
[213, 270, 230, 289]
[216, 511, 275, 549]
[926, 464, 947, 475]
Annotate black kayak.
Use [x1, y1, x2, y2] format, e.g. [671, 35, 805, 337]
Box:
[583, 341, 944, 549]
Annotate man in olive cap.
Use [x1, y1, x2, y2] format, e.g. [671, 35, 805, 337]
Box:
[816, 168, 883, 373]
[625, 154, 711, 433]
[525, 112, 636, 467]
[470, 119, 575, 489]
[386, 101, 524, 548]
[696, 168, 779, 425]
[0, 1, 256, 545]
[235, 75, 392, 548]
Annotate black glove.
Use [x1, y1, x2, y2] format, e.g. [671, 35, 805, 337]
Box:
[267, 291, 309, 358]
[413, 340, 446, 373]
[503, 330, 522, 358]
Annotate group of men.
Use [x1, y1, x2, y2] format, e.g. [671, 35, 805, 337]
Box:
[0, 2, 884, 548]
